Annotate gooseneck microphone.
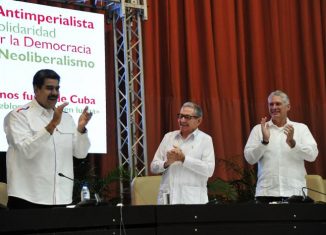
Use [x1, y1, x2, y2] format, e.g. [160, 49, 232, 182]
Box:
[58, 172, 76, 182]
[58, 172, 83, 188]
[58, 172, 105, 207]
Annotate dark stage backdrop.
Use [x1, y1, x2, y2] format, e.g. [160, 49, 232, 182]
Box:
[1, 1, 325, 193]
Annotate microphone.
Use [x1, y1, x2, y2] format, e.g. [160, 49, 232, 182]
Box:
[58, 172, 76, 183]
[58, 172, 84, 190]
[58, 172, 106, 207]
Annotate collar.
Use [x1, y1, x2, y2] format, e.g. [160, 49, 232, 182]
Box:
[31, 99, 54, 118]
[268, 118, 292, 128]
[176, 128, 199, 140]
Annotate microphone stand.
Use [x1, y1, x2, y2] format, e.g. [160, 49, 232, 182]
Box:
[58, 173, 107, 207]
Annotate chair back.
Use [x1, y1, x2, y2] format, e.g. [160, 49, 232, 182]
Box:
[0, 182, 8, 206]
[131, 176, 162, 205]
[305, 175, 326, 202]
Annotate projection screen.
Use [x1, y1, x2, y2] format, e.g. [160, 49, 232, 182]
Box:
[0, 0, 107, 153]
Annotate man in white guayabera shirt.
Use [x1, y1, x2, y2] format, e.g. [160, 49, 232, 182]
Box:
[151, 102, 215, 205]
[244, 90, 318, 203]
[4, 69, 93, 209]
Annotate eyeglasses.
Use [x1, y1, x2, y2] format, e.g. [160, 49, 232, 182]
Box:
[177, 113, 199, 120]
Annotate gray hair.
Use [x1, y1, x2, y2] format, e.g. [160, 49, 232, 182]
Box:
[268, 90, 290, 105]
[182, 102, 203, 117]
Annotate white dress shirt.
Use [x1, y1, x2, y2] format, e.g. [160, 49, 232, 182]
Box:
[244, 118, 318, 197]
[4, 99, 90, 205]
[151, 129, 215, 204]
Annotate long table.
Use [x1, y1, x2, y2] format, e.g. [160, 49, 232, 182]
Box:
[1, 203, 326, 234]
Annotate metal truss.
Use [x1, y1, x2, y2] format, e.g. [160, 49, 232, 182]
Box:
[35, 0, 148, 202]
[107, 0, 148, 202]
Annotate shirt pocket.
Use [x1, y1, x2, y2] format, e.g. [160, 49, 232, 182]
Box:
[258, 178, 274, 189]
[29, 117, 47, 132]
[56, 115, 75, 134]
[181, 185, 202, 204]
[54, 118, 75, 149]
[183, 142, 203, 160]
[56, 125, 75, 134]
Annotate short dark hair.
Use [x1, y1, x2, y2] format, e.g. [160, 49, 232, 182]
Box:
[33, 69, 60, 89]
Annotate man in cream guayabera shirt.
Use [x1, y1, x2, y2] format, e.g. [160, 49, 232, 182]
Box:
[4, 69, 93, 209]
[151, 102, 215, 204]
[244, 90, 318, 203]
